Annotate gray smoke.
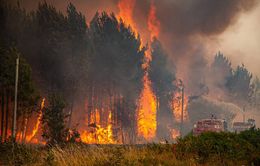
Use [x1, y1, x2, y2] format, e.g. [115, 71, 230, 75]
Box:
[152, 0, 257, 94]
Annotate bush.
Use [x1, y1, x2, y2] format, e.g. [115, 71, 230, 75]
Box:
[175, 129, 260, 165]
[0, 142, 42, 165]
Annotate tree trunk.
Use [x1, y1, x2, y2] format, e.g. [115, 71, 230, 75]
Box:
[158, 96, 172, 140]
[68, 81, 75, 128]
[87, 85, 92, 125]
[68, 100, 74, 128]
[1, 88, 4, 142]
[5, 89, 9, 141]
[22, 113, 28, 143]
[23, 115, 29, 143]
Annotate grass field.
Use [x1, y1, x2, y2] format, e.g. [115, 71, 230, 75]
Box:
[0, 130, 259, 166]
[0, 143, 194, 166]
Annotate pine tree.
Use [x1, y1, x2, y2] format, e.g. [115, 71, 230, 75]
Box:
[211, 52, 233, 89]
[226, 64, 253, 105]
[149, 39, 176, 139]
[41, 94, 67, 145]
[0, 47, 38, 141]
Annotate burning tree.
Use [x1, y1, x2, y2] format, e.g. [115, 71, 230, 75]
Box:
[80, 12, 145, 144]
[148, 39, 176, 140]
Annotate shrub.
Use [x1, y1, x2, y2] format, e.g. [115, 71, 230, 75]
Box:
[175, 129, 260, 165]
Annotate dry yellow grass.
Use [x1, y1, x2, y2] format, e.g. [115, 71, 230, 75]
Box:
[0, 143, 196, 166]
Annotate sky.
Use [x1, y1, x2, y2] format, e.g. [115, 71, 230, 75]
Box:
[11, 0, 260, 77]
[219, 3, 260, 76]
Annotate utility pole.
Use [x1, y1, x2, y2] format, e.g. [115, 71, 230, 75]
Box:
[12, 55, 19, 140]
[180, 80, 184, 138]
[243, 106, 245, 123]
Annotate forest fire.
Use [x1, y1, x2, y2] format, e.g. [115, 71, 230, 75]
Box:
[25, 98, 45, 143]
[117, 0, 137, 36]
[4, 0, 186, 145]
[1, 0, 260, 164]
[170, 128, 180, 139]
[137, 76, 157, 140]
[13, 98, 46, 144]
[147, 1, 160, 41]
[172, 92, 189, 123]
[81, 109, 116, 144]
[117, 0, 161, 141]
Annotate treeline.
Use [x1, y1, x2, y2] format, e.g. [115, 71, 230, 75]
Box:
[208, 52, 260, 108]
[0, 47, 39, 142]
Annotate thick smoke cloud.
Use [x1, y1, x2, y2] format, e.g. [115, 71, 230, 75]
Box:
[151, 0, 258, 94]
[12, 0, 258, 93]
[156, 0, 257, 36]
[153, 0, 257, 58]
[13, 0, 257, 38]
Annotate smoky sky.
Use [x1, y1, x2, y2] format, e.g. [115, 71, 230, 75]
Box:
[10, 0, 259, 91]
[150, 0, 257, 94]
[153, 0, 258, 60]
[156, 0, 257, 36]
[9, 0, 119, 20]
[12, 0, 257, 44]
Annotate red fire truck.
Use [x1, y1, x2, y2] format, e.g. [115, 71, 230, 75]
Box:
[193, 116, 227, 135]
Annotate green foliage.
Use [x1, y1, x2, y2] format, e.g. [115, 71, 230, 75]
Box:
[0, 47, 39, 117]
[175, 129, 260, 165]
[0, 142, 42, 165]
[41, 94, 67, 145]
[1, 135, 259, 166]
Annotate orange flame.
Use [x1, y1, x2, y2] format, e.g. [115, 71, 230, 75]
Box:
[170, 128, 180, 140]
[148, 0, 160, 41]
[117, 0, 146, 51]
[172, 92, 188, 123]
[26, 98, 45, 143]
[137, 75, 157, 140]
[137, 0, 161, 141]
[117, 0, 161, 141]
[117, 0, 137, 35]
[81, 110, 115, 144]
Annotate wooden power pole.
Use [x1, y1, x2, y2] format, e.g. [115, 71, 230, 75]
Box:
[12, 55, 19, 140]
